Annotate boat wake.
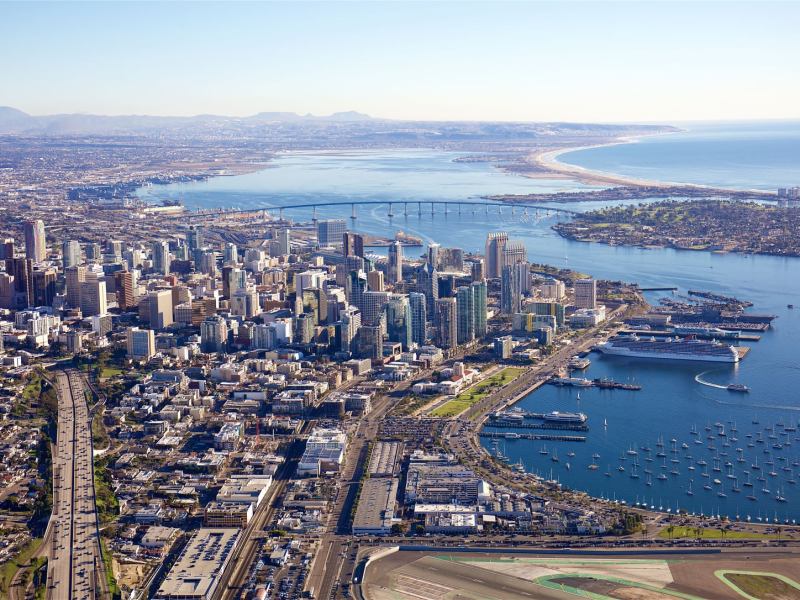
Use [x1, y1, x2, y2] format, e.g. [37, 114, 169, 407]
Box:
[712, 398, 800, 413]
[695, 370, 728, 390]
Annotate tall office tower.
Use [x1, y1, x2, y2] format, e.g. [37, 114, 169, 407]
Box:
[367, 270, 384, 292]
[295, 313, 315, 344]
[346, 270, 368, 312]
[317, 219, 347, 247]
[198, 251, 218, 277]
[434, 297, 458, 350]
[470, 259, 485, 282]
[32, 268, 57, 307]
[223, 243, 239, 265]
[143, 289, 173, 329]
[574, 278, 597, 309]
[231, 287, 259, 318]
[107, 240, 123, 261]
[1, 239, 15, 260]
[409, 292, 427, 346]
[62, 240, 81, 268]
[276, 228, 291, 255]
[343, 232, 364, 258]
[501, 265, 521, 314]
[427, 243, 440, 269]
[252, 323, 277, 350]
[85, 243, 101, 262]
[65, 265, 86, 308]
[187, 225, 204, 252]
[0, 273, 14, 309]
[302, 287, 328, 325]
[485, 232, 508, 279]
[355, 325, 383, 361]
[79, 277, 107, 317]
[387, 241, 403, 284]
[386, 294, 412, 350]
[114, 270, 136, 310]
[515, 261, 532, 295]
[7, 258, 33, 308]
[201, 316, 228, 353]
[417, 262, 438, 316]
[23, 220, 46, 263]
[361, 291, 390, 326]
[502, 241, 528, 268]
[540, 278, 566, 300]
[126, 327, 155, 361]
[339, 306, 362, 352]
[297, 270, 326, 296]
[438, 247, 464, 272]
[471, 280, 488, 337]
[151, 241, 171, 275]
[456, 286, 475, 344]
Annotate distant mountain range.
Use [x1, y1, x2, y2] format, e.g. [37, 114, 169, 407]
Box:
[0, 106, 375, 135]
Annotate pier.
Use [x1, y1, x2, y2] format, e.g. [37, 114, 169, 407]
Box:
[485, 420, 588, 431]
[480, 432, 587, 442]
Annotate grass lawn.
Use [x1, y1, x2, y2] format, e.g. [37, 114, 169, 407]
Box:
[720, 572, 800, 600]
[658, 526, 780, 540]
[0, 537, 42, 599]
[99, 366, 123, 378]
[430, 367, 525, 418]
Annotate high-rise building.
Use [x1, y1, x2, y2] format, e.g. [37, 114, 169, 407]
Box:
[85, 243, 101, 262]
[346, 270, 368, 312]
[223, 242, 239, 265]
[409, 292, 427, 346]
[23, 220, 46, 263]
[343, 232, 364, 258]
[32, 268, 57, 307]
[65, 265, 86, 309]
[201, 316, 228, 353]
[0, 239, 15, 260]
[187, 225, 204, 252]
[252, 323, 277, 350]
[532, 301, 566, 328]
[339, 306, 361, 352]
[541, 278, 566, 300]
[114, 270, 136, 310]
[388, 241, 403, 284]
[143, 289, 173, 329]
[152, 241, 171, 275]
[317, 219, 347, 247]
[6, 258, 33, 308]
[126, 327, 155, 361]
[276, 228, 291, 255]
[62, 240, 81, 268]
[485, 232, 508, 279]
[417, 262, 438, 316]
[366, 270, 384, 292]
[434, 297, 458, 349]
[231, 287, 259, 318]
[502, 241, 527, 268]
[386, 294, 412, 350]
[107, 240, 123, 262]
[427, 243, 440, 269]
[361, 291, 389, 326]
[574, 278, 597, 309]
[456, 286, 475, 344]
[501, 265, 521, 315]
[79, 277, 107, 317]
[471, 280, 488, 337]
[470, 259, 485, 282]
[355, 325, 382, 360]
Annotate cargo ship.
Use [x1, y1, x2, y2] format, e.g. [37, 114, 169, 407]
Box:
[597, 334, 741, 363]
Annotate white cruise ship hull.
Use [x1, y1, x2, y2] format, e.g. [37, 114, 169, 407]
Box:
[598, 346, 738, 363]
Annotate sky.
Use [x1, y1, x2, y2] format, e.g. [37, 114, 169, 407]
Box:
[1, 1, 799, 123]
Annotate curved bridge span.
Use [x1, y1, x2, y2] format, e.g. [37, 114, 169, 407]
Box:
[164, 199, 579, 222]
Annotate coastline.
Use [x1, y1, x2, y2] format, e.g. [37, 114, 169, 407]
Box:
[525, 133, 778, 197]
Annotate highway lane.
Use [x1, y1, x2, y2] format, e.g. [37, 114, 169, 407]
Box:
[46, 371, 109, 600]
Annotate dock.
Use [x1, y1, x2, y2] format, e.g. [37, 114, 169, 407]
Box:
[485, 420, 588, 431]
[480, 432, 586, 442]
[620, 328, 761, 341]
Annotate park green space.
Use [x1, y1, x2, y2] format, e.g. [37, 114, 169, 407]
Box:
[658, 526, 781, 540]
[430, 367, 525, 418]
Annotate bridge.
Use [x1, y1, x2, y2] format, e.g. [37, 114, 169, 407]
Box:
[162, 199, 579, 223]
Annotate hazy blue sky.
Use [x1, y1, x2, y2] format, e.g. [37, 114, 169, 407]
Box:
[1, 1, 798, 122]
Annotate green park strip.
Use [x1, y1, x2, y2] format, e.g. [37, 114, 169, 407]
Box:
[714, 570, 800, 600]
[658, 526, 780, 540]
[429, 367, 525, 418]
[534, 574, 706, 600]
[0, 537, 43, 598]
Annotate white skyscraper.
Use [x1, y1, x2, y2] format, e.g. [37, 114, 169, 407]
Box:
[24, 220, 46, 263]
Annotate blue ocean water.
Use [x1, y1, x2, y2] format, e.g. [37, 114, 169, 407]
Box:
[558, 121, 800, 191]
[138, 127, 800, 521]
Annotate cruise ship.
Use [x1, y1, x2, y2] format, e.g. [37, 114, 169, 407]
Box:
[597, 334, 740, 363]
[542, 411, 588, 424]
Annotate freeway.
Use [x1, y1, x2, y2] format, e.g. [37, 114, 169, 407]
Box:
[46, 370, 109, 600]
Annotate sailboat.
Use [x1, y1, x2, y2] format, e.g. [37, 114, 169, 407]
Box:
[687, 480, 694, 496]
